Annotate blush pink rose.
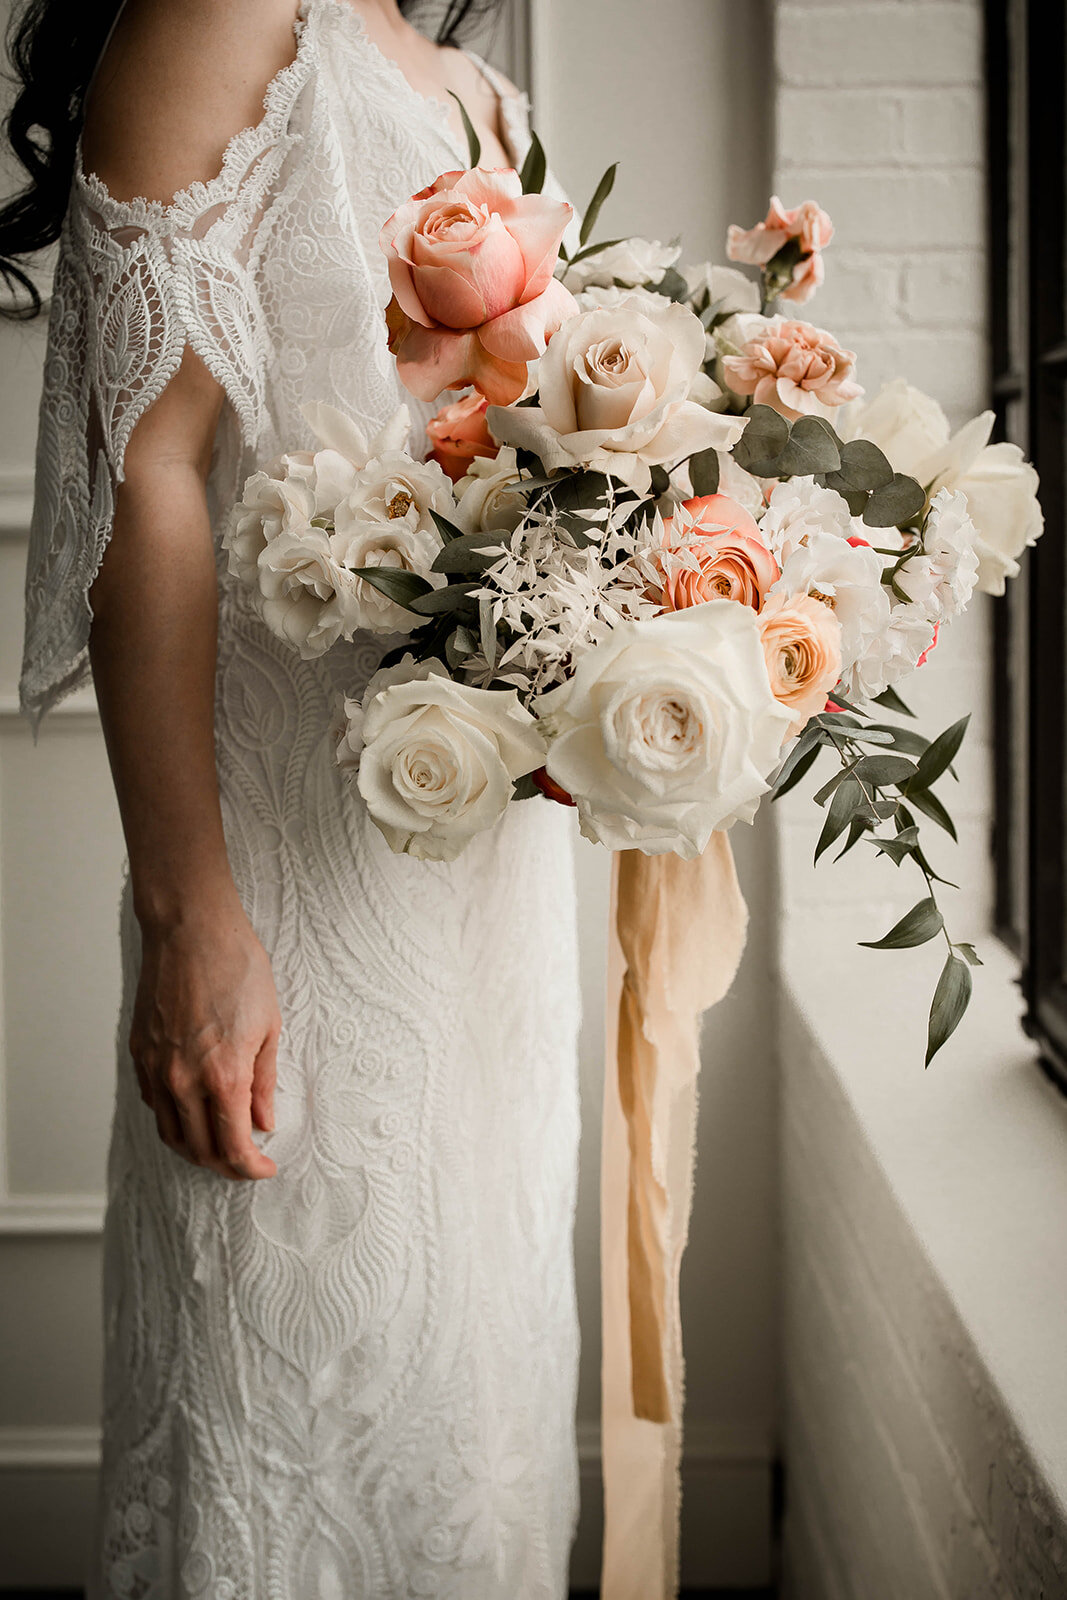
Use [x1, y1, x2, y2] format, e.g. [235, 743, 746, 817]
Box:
[727, 197, 834, 304]
[659, 494, 780, 612]
[426, 393, 499, 482]
[722, 315, 863, 421]
[758, 591, 843, 737]
[380, 167, 578, 405]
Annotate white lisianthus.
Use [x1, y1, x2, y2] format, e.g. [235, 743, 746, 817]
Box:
[895, 487, 979, 622]
[535, 601, 793, 857]
[758, 476, 857, 563]
[562, 236, 681, 292]
[841, 377, 950, 480]
[339, 657, 546, 861]
[843, 601, 935, 703]
[771, 531, 890, 682]
[336, 449, 455, 539]
[453, 446, 527, 534]
[845, 382, 1044, 596]
[488, 297, 745, 495]
[682, 261, 761, 317]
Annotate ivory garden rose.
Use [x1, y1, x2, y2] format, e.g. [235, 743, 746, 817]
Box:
[380, 168, 578, 405]
[536, 603, 793, 857]
[426, 392, 499, 482]
[339, 658, 546, 861]
[488, 295, 745, 494]
[721, 313, 862, 421]
[658, 494, 779, 612]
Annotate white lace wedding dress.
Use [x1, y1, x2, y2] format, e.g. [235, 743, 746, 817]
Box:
[19, 4, 582, 1595]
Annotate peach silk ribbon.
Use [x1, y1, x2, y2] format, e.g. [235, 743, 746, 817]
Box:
[600, 834, 748, 1600]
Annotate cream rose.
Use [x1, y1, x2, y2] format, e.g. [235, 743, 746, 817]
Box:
[757, 592, 842, 736]
[721, 313, 862, 421]
[841, 378, 950, 480]
[256, 528, 351, 658]
[340, 658, 546, 861]
[682, 262, 761, 317]
[562, 236, 680, 292]
[535, 602, 793, 856]
[487, 296, 745, 495]
[453, 446, 527, 534]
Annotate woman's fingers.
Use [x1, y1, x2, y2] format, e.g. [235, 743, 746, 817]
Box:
[173, 1088, 228, 1176]
[250, 1027, 278, 1134]
[208, 1086, 277, 1181]
[152, 1083, 188, 1158]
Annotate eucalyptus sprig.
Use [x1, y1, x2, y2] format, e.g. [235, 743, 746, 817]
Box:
[772, 692, 980, 1063]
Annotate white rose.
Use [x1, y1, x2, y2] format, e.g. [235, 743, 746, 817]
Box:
[843, 601, 935, 703]
[574, 283, 672, 316]
[758, 475, 856, 564]
[771, 530, 891, 681]
[256, 527, 350, 658]
[895, 487, 979, 621]
[454, 446, 527, 534]
[682, 262, 761, 317]
[487, 297, 745, 495]
[342, 658, 547, 861]
[337, 450, 455, 538]
[841, 377, 950, 479]
[535, 601, 793, 857]
[562, 236, 681, 292]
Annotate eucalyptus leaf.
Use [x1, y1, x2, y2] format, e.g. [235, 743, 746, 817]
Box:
[429, 508, 466, 544]
[873, 684, 915, 718]
[579, 162, 618, 247]
[864, 723, 931, 758]
[655, 266, 690, 303]
[447, 91, 481, 167]
[688, 447, 720, 498]
[822, 437, 894, 494]
[907, 714, 969, 792]
[431, 531, 504, 575]
[408, 580, 480, 616]
[833, 813, 871, 861]
[775, 415, 842, 477]
[732, 404, 789, 475]
[905, 785, 958, 840]
[519, 131, 547, 195]
[511, 772, 541, 801]
[863, 472, 927, 528]
[852, 753, 919, 788]
[348, 566, 433, 609]
[926, 953, 972, 1065]
[859, 896, 944, 950]
[814, 776, 864, 863]
[771, 738, 822, 799]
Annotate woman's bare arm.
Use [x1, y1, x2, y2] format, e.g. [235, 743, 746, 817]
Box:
[84, 0, 301, 1180]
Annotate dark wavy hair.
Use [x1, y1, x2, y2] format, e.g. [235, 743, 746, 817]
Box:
[0, 0, 501, 317]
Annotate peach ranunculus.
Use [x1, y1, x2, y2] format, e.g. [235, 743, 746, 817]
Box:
[426, 393, 500, 482]
[380, 168, 578, 405]
[658, 494, 780, 612]
[721, 314, 863, 421]
[727, 197, 834, 304]
[757, 590, 843, 737]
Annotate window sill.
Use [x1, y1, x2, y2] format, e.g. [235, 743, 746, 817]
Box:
[778, 921, 1067, 1557]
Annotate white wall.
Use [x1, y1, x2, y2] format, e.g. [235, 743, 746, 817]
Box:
[0, 0, 779, 1588]
[766, 6, 1067, 1596]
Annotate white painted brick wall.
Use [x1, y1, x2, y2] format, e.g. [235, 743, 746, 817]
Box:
[772, 0, 992, 943]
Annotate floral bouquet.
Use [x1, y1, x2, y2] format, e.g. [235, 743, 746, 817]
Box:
[223, 125, 1042, 1067]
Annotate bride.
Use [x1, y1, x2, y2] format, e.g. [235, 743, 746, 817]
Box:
[2, 0, 582, 1593]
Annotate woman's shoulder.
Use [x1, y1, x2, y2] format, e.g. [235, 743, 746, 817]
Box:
[80, 0, 303, 206]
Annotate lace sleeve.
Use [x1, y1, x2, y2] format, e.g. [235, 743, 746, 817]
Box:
[18, 33, 314, 732]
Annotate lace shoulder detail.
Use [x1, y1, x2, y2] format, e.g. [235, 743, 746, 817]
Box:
[19, 10, 323, 731]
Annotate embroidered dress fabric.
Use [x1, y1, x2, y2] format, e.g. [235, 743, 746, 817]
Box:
[20, 5, 582, 1595]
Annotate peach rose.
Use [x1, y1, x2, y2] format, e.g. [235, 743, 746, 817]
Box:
[727, 197, 833, 304]
[380, 167, 578, 405]
[722, 314, 863, 421]
[758, 591, 843, 737]
[659, 494, 780, 612]
[426, 393, 499, 482]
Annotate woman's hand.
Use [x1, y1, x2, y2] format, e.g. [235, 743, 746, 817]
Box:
[129, 889, 280, 1181]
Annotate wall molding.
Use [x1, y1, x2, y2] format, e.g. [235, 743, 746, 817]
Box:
[0, 1193, 106, 1235]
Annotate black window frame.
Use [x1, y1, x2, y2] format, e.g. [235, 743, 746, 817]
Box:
[988, 0, 1067, 1091]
